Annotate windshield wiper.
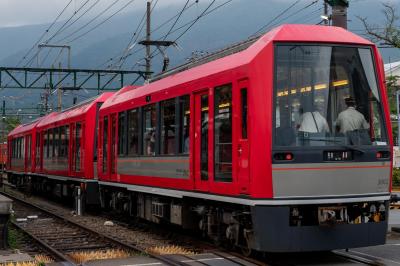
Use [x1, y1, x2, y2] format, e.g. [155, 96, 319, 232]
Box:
[301, 138, 365, 154]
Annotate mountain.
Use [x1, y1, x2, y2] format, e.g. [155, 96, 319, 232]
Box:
[0, 0, 398, 119]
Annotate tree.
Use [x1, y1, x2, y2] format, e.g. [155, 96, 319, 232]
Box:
[358, 3, 400, 48]
[0, 117, 21, 143]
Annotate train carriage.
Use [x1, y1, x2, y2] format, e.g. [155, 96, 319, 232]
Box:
[98, 24, 392, 253]
[34, 93, 113, 180]
[8, 117, 45, 175]
[6, 24, 393, 254]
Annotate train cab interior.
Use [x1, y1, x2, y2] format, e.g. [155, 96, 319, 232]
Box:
[274, 44, 389, 162]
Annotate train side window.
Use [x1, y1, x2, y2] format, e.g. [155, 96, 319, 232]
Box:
[161, 98, 176, 155]
[143, 104, 156, 156]
[241, 88, 248, 139]
[127, 109, 139, 156]
[49, 129, 53, 159]
[44, 131, 48, 159]
[76, 122, 82, 172]
[64, 125, 69, 158]
[102, 118, 108, 172]
[36, 133, 40, 167]
[214, 84, 233, 182]
[180, 95, 190, 154]
[201, 94, 209, 181]
[118, 112, 126, 156]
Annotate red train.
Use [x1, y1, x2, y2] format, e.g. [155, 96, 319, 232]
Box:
[7, 25, 392, 253]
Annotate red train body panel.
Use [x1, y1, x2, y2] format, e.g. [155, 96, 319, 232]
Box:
[97, 24, 392, 200]
[6, 25, 393, 253]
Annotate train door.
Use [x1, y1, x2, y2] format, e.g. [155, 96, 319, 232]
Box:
[194, 90, 210, 191]
[102, 116, 110, 181]
[235, 80, 250, 194]
[72, 122, 82, 175]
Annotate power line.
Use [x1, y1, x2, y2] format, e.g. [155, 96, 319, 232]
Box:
[163, 0, 190, 41]
[55, 0, 122, 43]
[172, 0, 216, 42]
[251, 0, 301, 37]
[15, 0, 73, 67]
[65, 0, 138, 44]
[55, 0, 102, 38]
[26, 0, 94, 68]
[110, 0, 160, 70]
[100, 0, 197, 70]
[129, 0, 233, 71]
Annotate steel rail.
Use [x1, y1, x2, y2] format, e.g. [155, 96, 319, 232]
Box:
[0, 190, 187, 266]
[333, 250, 384, 266]
[10, 221, 76, 265]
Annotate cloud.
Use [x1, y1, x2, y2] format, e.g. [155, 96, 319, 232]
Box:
[0, 0, 190, 28]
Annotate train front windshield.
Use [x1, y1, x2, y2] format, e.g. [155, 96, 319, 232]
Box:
[274, 44, 388, 147]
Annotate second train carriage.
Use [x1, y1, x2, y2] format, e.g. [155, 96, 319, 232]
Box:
[6, 24, 393, 253]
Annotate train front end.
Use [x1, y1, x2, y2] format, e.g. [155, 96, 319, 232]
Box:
[254, 27, 392, 252]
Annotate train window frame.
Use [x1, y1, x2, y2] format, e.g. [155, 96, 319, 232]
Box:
[241, 88, 248, 139]
[160, 98, 177, 156]
[118, 111, 127, 157]
[127, 108, 140, 157]
[214, 83, 233, 183]
[102, 117, 108, 173]
[179, 95, 190, 155]
[142, 103, 157, 157]
[272, 43, 389, 151]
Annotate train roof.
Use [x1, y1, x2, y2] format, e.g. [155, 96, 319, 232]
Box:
[7, 115, 49, 137]
[36, 92, 113, 128]
[100, 24, 372, 112]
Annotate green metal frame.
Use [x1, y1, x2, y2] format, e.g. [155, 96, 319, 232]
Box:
[0, 67, 150, 92]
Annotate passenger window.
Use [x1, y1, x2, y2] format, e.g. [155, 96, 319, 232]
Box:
[43, 131, 48, 159]
[201, 94, 209, 181]
[76, 122, 82, 172]
[49, 129, 53, 158]
[118, 112, 126, 156]
[102, 119, 107, 172]
[241, 88, 248, 139]
[54, 127, 59, 158]
[127, 109, 139, 156]
[214, 84, 233, 182]
[161, 99, 176, 155]
[143, 104, 156, 156]
[180, 95, 190, 154]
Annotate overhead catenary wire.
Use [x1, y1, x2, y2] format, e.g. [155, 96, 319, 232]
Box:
[100, 0, 196, 70]
[162, 0, 190, 41]
[54, 0, 122, 44]
[65, 0, 138, 44]
[14, 0, 73, 68]
[129, 0, 233, 71]
[109, 0, 160, 70]
[27, 0, 94, 68]
[251, 0, 301, 37]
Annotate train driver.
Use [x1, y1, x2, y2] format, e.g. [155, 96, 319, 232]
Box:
[335, 97, 370, 134]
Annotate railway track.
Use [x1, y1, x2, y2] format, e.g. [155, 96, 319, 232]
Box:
[1, 184, 392, 266]
[2, 189, 266, 266]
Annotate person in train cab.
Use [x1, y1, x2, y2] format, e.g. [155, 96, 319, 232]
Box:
[336, 97, 371, 144]
[298, 96, 330, 133]
[336, 97, 370, 133]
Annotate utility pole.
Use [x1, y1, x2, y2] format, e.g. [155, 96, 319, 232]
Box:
[58, 62, 62, 111]
[323, 0, 329, 25]
[145, 0, 151, 80]
[140, 0, 176, 81]
[326, 0, 349, 29]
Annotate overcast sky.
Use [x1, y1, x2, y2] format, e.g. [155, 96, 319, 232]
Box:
[0, 0, 187, 28]
[0, 0, 399, 28]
